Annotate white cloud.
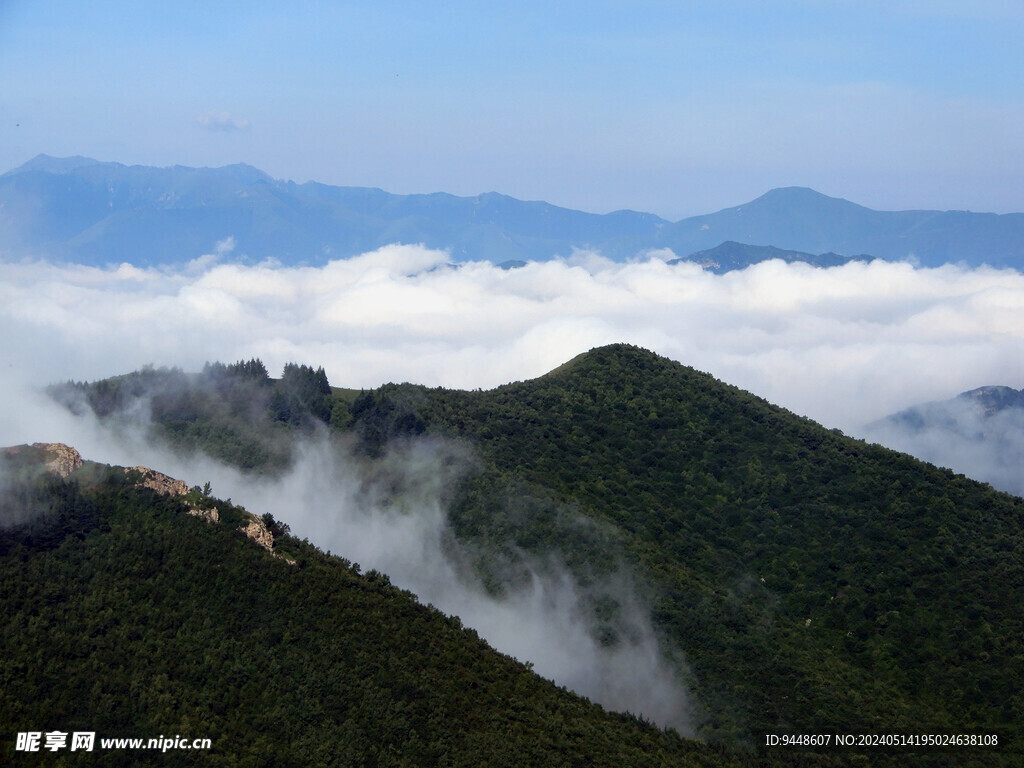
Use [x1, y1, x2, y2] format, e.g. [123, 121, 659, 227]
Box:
[865, 398, 1024, 497]
[196, 111, 250, 131]
[1, 248, 1022, 435]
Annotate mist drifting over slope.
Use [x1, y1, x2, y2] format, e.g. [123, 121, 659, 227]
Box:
[865, 397, 1024, 497]
[238, 436, 694, 731]
[0, 384, 695, 731]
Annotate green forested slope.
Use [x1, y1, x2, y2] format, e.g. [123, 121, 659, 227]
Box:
[50, 359, 335, 471]
[1, 458, 786, 768]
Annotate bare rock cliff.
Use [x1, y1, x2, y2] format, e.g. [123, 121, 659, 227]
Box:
[2, 442, 83, 477]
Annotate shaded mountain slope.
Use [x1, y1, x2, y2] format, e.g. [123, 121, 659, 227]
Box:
[384, 346, 1024, 755]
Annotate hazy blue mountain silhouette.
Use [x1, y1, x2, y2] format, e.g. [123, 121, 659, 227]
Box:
[652, 186, 1024, 267]
[3, 155, 1023, 268]
[875, 385, 1024, 432]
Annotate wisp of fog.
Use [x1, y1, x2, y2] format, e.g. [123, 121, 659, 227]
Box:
[864, 396, 1024, 497]
[234, 436, 694, 732]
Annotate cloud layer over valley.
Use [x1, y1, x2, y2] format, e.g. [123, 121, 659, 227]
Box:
[2, 246, 1022, 433]
[864, 397, 1024, 497]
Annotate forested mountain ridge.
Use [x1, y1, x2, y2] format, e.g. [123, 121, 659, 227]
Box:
[44, 345, 1024, 764]
[669, 241, 865, 273]
[51, 359, 334, 472]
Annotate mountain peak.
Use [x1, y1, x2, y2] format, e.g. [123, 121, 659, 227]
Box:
[5, 154, 105, 176]
[540, 343, 679, 383]
[759, 185, 831, 198]
[746, 186, 865, 212]
[958, 385, 1024, 415]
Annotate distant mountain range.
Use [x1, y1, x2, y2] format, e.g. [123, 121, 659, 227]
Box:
[3, 155, 1024, 269]
[879, 386, 1024, 429]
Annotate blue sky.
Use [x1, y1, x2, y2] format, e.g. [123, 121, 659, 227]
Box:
[1, 1, 1022, 218]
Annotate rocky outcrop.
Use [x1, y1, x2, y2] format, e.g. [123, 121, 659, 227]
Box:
[34, 443, 83, 477]
[124, 466, 220, 524]
[188, 506, 221, 524]
[126, 466, 190, 497]
[237, 517, 296, 564]
[959, 385, 1024, 417]
[121, 466, 296, 561]
[240, 518, 275, 552]
[2, 442, 83, 478]
[4, 441, 295, 560]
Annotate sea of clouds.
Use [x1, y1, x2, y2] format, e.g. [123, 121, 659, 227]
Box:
[2, 244, 1022, 433]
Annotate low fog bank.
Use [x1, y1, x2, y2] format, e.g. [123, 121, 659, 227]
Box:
[0, 388, 693, 732]
[3, 248, 1023, 432]
[861, 399, 1024, 497]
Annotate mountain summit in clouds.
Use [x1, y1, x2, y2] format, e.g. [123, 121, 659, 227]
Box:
[667, 240, 865, 273]
[873, 384, 1024, 432]
[959, 385, 1024, 416]
[3, 155, 1024, 269]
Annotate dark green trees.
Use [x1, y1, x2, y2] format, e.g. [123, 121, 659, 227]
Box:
[271, 363, 332, 425]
